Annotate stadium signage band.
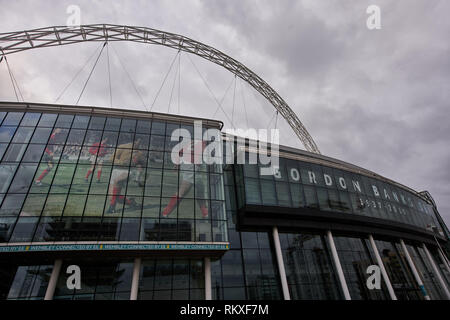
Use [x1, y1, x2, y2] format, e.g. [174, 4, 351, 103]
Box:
[0, 243, 230, 253]
[270, 166, 432, 215]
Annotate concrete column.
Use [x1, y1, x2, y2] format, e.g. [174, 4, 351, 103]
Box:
[204, 257, 211, 300]
[368, 235, 397, 300]
[326, 230, 351, 300]
[130, 257, 141, 300]
[399, 239, 430, 300]
[272, 226, 290, 300]
[437, 247, 450, 274]
[44, 259, 63, 300]
[422, 243, 450, 299]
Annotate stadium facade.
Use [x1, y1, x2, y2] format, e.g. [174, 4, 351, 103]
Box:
[0, 101, 449, 300]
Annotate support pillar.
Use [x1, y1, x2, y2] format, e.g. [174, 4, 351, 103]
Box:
[368, 235, 397, 300]
[422, 243, 450, 299]
[272, 226, 290, 300]
[327, 230, 351, 300]
[44, 259, 62, 300]
[205, 257, 211, 300]
[399, 239, 430, 300]
[130, 257, 141, 300]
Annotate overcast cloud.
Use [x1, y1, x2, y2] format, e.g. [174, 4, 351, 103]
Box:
[0, 0, 449, 226]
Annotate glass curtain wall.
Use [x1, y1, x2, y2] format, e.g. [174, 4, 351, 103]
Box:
[0, 111, 227, 244]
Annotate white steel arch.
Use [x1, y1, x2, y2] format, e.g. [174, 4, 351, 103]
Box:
[0, 24, 320, 154]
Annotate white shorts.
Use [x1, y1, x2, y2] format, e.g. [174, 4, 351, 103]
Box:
[110, 168, 129, 185]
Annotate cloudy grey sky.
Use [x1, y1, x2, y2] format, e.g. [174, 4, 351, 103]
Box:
[0, 0, 449, 226]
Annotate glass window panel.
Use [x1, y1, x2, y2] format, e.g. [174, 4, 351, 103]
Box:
[0, 217, 16, 242]
[162, 170, 178, 197]
[289, 183, 304, 208]
[72, 115, 90, 129]
[49, 164, 76, 193]
[134, 134, 149, 150]
[149, 135, 165, 151]
[196, 220, 211, 241]
[88, 117, 106, 130]
[83, 195, 106, 217]
[317, 188, 331, 211]
[160, 198, 177, 219]
[55, 114, 74, 128]
[20, 113, 41, 126]
[0, 143, 7, 160]
[3, 143, 28, 162]
[20, 194, 45, 217]
[29, 163, 56, 193]
[8, 164, 37, 193]
[131, 150, 147, 168]
[178, 219, 195, 241]
[120, 119, 136, 132]
[0, 164, 17, 193]
[276, 181, 291, 206]
[195, 199, 209, 220]
[151, 121, 166, 135]
[142, 197, 160, 218]
[195, 172, 209, 199]
[3, 112, 24, 126]
[164, 151, 178, 170]
[164, 135, 179, 152]
[0, 194, 26, 216]
[221, 250, 245, 287]
[211, 201, 226, 220]
[59, 145, 81, 163]
[0, 126, 17, 143]
[244, 178, 261, 205]
[140, 218, 159, 240]
[113, 148, 132, 166]
[178, 199, 195, 219]
[144, 168, 162, 197]
[63, 194, 86, 216]
[117, 132, 134, 146]
[37, 114, 57, 127]
[119, 218, 140, 241]
[42, 194, 67, 217]
[210, 174, 224, 200]
[12, 127, 34, 143]
[260, 180, 277, 206]
[122, 196, 142, 218]
[153, 260, 172, 290]
[22, 144, 45, 162]
[66, 129, 86, 146]
[87, 165, 112, 194]
[99, 218, 120, 241]
[31, 127, 52, 144]
[9, 217, 38, 242]
[212, 220, 227, 242]
[70, 164, 94, 194]
[190, 260, 204, 289]
[339, 191, 352, 213]
[165, 122, 180, 137]
[147, 151, 164, 168]
[49, 128, 69, 145]
[105, 117, 121, 131]
[83, 130, 103, 146]
[304, 185, 319, 209]
[136, 120, 151, 134]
